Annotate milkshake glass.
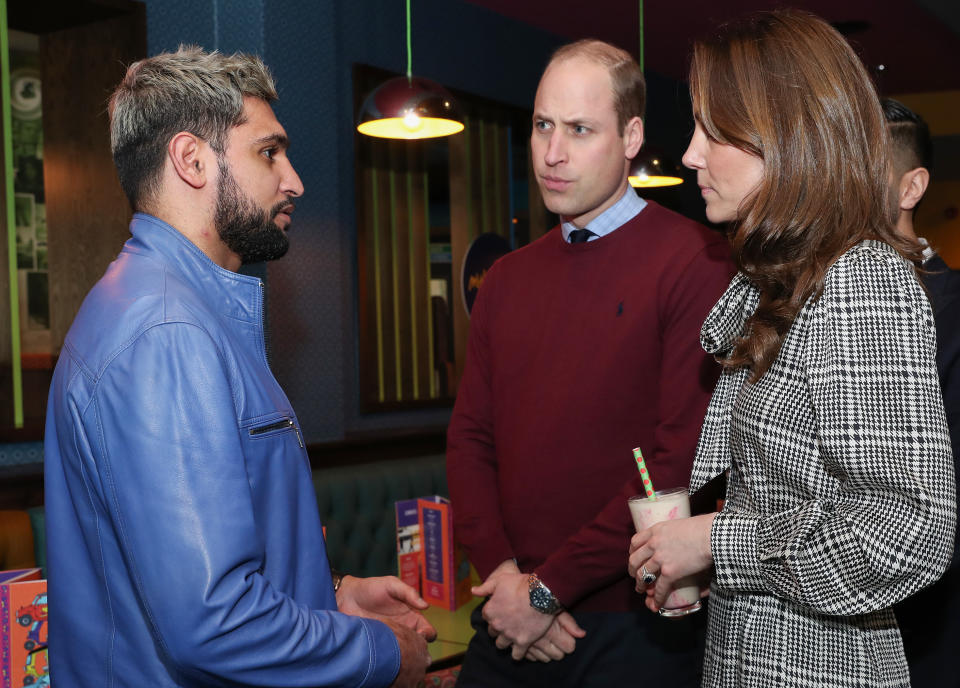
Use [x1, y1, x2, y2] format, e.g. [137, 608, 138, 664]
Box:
[628, 487, 702, 617]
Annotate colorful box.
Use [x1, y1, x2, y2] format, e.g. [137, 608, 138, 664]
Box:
[395, 498, 422, 592]
[417, 497, 472, 611]
[0, 568, 48, 688]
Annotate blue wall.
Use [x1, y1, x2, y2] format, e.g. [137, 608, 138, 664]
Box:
[142, 0, 700, 444]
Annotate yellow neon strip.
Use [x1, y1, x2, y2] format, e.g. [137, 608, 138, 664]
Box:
[372, 168, 385, 402]
[423, 171, 435, 398]
[406, 170, 418, 399]
[478, 119, 487, 235]
[464, 116, 473, 241]
[493, 122, 503, 236]
[0, 0, 23, 427]
[389, 169, 401, 401]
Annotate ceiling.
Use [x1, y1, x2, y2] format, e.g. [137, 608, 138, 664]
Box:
[466, 0, 960, 95]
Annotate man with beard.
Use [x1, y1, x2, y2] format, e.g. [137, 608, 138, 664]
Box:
[44, 47, 433, 688]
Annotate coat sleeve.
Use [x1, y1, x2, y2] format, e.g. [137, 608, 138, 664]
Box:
[710, 249, 957, 615]
[89, 322, 400, 687]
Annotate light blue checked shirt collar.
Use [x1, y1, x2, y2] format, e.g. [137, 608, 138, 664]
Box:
[561, 187, 647, 243]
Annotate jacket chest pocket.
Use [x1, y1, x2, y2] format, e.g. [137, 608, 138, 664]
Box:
[241, 415, 310, 498]
[248, 417, 304, 448]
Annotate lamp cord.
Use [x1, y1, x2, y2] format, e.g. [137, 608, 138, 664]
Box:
[406, 0, 413, 82]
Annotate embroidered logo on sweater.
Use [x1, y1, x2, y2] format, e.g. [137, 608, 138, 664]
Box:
[617, 301, 624, 316]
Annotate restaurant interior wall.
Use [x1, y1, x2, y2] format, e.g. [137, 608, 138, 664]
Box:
[138, 0, 707, 446]
[0, 0, 146, 435]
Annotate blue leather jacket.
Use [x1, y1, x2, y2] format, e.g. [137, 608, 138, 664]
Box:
[44, 214, 400, 687]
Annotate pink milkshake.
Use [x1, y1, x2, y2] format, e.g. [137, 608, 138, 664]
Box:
[628, 487, 702, 617]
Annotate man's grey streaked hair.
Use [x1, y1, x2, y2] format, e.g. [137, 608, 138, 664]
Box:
[109, 45, 277, 212]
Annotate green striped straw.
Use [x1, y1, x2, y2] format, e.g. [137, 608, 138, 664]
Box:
[633, 447, 656, 499]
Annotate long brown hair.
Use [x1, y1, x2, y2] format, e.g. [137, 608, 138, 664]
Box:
[690, 10, 922, 380]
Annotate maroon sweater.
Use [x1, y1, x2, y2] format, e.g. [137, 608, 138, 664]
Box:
[446, 201, 733, 612]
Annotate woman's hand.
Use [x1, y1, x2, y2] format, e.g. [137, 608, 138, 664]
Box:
[628, 512, 717, 613]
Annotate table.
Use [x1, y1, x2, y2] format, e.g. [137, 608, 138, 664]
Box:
[422, 596, 481, 666]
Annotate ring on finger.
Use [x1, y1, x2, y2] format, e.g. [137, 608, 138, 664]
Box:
[641, 565, 657, 585]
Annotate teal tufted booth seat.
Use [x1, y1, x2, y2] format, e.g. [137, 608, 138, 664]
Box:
[25, 452, 448, 582]
[28, 505, 46, 576]
[313, 454, 448, 579]
[0, 441, 44, 468]
[0, 441, 45, 574]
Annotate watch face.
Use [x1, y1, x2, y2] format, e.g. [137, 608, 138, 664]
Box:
[529, 580, 560, 614]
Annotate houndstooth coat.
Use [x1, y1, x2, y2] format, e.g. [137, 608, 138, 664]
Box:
[690, 241, 956, 688]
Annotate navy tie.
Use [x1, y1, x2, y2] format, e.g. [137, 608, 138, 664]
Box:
[569, 229, 596, 244]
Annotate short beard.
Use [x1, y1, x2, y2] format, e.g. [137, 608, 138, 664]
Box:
[214, 158, 290, 264]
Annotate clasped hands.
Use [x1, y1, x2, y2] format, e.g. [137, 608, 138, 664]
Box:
[473, 560, 586, 662]
[337, 574, 436, 688]
[627, 512, 716, 613]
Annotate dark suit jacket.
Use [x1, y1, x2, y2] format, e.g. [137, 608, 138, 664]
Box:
[924, 254, 960, 491]
[897, 252, 960, 687]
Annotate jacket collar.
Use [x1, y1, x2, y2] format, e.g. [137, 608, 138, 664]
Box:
[700, 272, 758, 357]
[700, 241, 906, 357]
[125, 213, 264, 324]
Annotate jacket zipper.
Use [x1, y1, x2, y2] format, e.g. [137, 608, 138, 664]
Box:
[259, 281, 270, 367]
[249, 418, 304, 448]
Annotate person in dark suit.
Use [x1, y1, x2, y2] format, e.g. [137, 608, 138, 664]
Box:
[885, 97, 960, 688]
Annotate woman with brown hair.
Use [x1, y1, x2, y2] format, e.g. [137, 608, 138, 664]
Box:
[628, 10, 955, 686]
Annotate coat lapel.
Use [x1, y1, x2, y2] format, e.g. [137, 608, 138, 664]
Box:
[690, 273, 757, 493]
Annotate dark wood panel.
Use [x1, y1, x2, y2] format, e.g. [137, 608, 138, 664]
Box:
[448, 129, 470, 389]
[9, 0, 142, 34]
[357, 159, 380, 406]
[493, 122, 509, 236]
[353, 64, 538, 408]
[374, 144, 398, 404]
[307, 428, 446, 469]
[463, 116, 477, 243]
[41, 11, 146, 353]
[492, 121, 505, 236]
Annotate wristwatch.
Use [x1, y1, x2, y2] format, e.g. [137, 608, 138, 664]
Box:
[528, 573, 563, 615]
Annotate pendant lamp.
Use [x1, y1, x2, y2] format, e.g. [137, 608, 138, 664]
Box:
[357, 0, 463, 140]
[629, 0, 683, 188]
[629, 145, 684, 188]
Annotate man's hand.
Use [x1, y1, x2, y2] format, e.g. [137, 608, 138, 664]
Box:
[385, 619, 431, 688]
[337, 575, 437, 640]
[484, 557, 522, 581]
[524, 612, 586, 662]
[472, 571, 555, 660]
